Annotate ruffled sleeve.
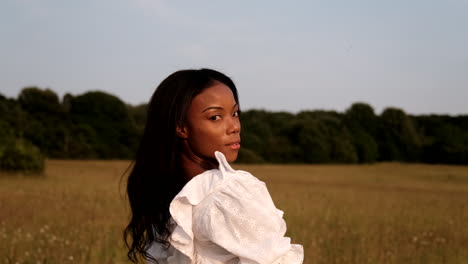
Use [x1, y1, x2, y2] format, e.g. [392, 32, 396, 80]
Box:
[192, 152, 303, 264]
[168, 159, 226, 263]
[167, 151, 303, 264]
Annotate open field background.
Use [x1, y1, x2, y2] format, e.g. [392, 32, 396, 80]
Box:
[1, 161, 468, 264]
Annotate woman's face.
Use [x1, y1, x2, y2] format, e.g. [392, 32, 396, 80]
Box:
[180, 81, 241, 162]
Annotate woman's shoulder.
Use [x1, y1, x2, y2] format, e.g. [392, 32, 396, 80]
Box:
[174, 152, 264, 209]
[167, 151, 268, 262]
[165, 152, 303, 264]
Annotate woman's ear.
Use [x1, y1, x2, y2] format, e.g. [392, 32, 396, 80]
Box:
[176, 124, 188, 139]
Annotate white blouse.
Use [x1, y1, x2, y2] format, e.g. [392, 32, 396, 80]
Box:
[147, 151, 304, 264]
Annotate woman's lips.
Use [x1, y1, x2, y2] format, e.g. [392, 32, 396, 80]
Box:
[226, 142, 241, 150]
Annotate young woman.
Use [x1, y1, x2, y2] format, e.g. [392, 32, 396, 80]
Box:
[124, 69, 303, 264]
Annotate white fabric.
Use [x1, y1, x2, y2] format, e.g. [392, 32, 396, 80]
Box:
[147, 151, 304, 264]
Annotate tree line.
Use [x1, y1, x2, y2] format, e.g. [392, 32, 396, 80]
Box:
[1, 87, 467, 166]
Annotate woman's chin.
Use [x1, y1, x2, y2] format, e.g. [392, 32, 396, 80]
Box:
[224, 151, 239, 163]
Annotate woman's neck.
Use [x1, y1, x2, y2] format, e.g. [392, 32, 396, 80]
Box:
[180, 150, 217, 181]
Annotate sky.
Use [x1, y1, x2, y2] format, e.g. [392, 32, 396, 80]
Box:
[1, 0, 467, 115]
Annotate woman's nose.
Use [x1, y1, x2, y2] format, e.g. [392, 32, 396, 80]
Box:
[227, 117, 241, 134]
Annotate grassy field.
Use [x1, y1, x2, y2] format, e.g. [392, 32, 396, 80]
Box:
[1, 161, 468, 264]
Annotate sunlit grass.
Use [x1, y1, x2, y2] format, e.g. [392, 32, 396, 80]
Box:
[1, 161, 468, 263]
[244, 163, 468, 264]
[0, 160, 130, 264]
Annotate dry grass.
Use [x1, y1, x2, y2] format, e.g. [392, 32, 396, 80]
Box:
[1, 161, 468, 263]
[0, 160, 131, 264]
[245, 163, 468, 264]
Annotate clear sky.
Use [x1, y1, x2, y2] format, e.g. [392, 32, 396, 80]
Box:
[1, 0, 467, 115]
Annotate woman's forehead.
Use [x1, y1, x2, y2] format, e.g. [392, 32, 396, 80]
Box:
[190, 83, 236, 111]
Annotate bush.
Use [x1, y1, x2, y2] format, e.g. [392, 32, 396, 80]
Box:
[0, 139, 45, 174]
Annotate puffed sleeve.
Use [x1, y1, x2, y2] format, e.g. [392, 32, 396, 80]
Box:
[193, 171, 304, 264]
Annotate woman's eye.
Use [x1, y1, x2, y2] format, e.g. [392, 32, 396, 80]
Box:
[210, 115, 221, 121]
[233, 111, 240, 117]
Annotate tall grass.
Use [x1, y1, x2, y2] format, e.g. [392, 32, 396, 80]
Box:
[0, 160, 130, 264]
[248, 163, 468, 264]
[1, 161, 467, 263]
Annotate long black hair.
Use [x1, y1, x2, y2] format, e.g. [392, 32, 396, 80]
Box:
[124, 68, 239, 263]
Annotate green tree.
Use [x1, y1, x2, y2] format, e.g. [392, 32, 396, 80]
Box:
[69, 91, 139, 159]
[0, 94, 28, 139]
[344, 103, 378, 163]
[291, 111, 357, 163]
[0, 138, 45, 173]
[127, 103, 148, 136]
[0, 120, 15, 153]
[416, 115, 468, 164]
[18, 87, 62, 115]
[239, 110, 273, 162]
[377, 108, 421, 161]
[18, 87, 67, 157]
[288, 118, 330, 163]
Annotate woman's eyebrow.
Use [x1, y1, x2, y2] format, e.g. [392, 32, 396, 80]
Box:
[202, 106, 223, 113]
[202, 104, 238, 113]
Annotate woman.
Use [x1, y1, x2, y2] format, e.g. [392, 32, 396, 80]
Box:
[124, 68, 303, 263]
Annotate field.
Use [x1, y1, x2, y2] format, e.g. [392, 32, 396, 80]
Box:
[1, 161, 468, 264]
